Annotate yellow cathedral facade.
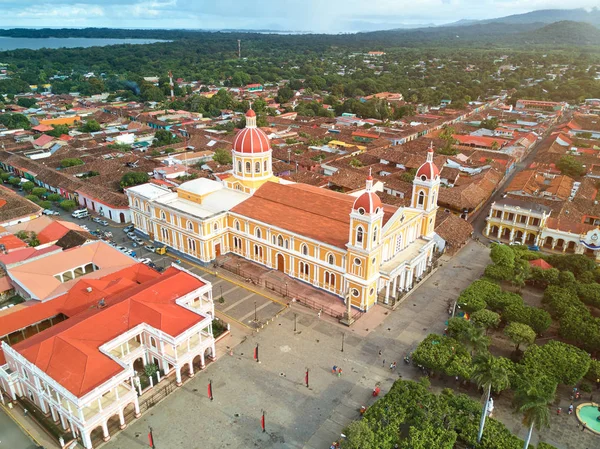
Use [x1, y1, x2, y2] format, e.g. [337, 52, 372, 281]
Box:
[126, 110, 441, 312]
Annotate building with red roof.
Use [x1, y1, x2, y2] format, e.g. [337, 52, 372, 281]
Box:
[0, 264, 215, 449]
[127, 111, 442, 312]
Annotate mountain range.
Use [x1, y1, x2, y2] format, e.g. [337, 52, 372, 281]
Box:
[446, 7, 600, 28]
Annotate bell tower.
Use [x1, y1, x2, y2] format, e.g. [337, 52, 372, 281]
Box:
[411, 142, 440, 236]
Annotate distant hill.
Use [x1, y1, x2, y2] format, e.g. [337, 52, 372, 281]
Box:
[448, 7, 600, 28]
[513, 20, 600, 46]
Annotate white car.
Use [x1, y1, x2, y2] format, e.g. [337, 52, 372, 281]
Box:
[80, 225, 89, 232]
[137, 257, 152, 264]
[144, 245, 156, 253]
[133, 237, 144, 245]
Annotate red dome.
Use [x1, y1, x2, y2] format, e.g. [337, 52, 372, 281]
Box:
[353, 191, 382, 214]
[246, 109, 256, 118]
[233, 127, 270, 154]
[416, 161, 440, 180]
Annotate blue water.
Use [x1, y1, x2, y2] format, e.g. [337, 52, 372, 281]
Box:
[0, 36, 165, 51]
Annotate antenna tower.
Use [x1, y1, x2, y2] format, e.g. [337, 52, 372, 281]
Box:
[237, 40, 241, 59]
[168, 71, 175, 100]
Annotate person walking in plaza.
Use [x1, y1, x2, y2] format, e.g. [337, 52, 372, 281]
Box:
[556, 406, 561, 415]
[568, 403, 574, 415]
[332, 365, 337, 374]
[382, 358, 386, 367]
[337, 367, 342, 377]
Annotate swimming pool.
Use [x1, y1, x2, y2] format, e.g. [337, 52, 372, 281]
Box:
[576, 403, 600, 434]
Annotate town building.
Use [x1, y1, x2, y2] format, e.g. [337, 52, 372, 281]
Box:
[127, 110, 442, 311]
[0, 263, 215, 449]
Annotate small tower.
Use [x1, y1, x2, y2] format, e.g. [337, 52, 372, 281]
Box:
[346, 172, 384, 311]
[411, 141, 440, 236]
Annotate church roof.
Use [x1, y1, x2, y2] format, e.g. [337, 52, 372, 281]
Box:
[231, 182, 397, 249]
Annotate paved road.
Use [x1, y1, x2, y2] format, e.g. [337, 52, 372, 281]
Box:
[0, 408, 38, 449]
[102, 241, 493, 449]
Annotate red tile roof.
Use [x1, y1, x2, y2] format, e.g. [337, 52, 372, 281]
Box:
[453, 134, 509, 148]
[11, 266, 207, 397]
[32, 134, 55, 147]
[529, 259, 553, 270]
[0, 234, 28, 251]
[231, 182, 397, 248]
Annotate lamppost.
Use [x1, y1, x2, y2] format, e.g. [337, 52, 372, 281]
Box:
[236, 262, 241, 276]
[340, 288, 355, 326]
[285, 281, 288, 298]
[254, 300, 257, 322]
[293, 313, 297, 333]
[220, 285, 223, 301]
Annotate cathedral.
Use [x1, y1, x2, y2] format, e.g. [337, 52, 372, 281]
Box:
[127, 110, 441, 312]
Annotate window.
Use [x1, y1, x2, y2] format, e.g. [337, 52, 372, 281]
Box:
[161, 211, 166, 220]
[373, 226, 378, 243]
[369, 288, 374, 296]
[254, 244, 263, 258]
[264, 160, 268, 172]
[255, 162, 260, 173]
[358, 207, 365, 215]
[238, 161, 242, 173]
[277, 235, 283, 247]
[352, 288, 360, 297]
[233, 237, 242, 249]
[285, 239, 289, 249]
[161, 228, 169, 240]
[327, 253, 335, 265]
[272, 235, 276, 245]
[213, 222, 219, 232]
[301, 244, 308, 256]
[187, 221, 194, 231]
[234, 220, 240, 231]
[354, 257, 362, 266]
[255, 228, 262, 239]
[245, 161, 251, 173]
[150, 336, 157, 348]
[188, 238, 197, 253]
[325, 271, 336, 287]
[356, 226, 364, 245]
[299, 261, 309, 276]
[134, 199, 140, 209]
[395, 235, 402, 253]
[146, 204, 150, 213]
[417, 191, 425, 207]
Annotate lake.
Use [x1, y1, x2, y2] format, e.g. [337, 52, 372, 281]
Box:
[0, 37, 165, 51]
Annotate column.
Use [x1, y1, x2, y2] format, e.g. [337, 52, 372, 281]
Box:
[392, 276, 398, 299]
[133, 396, 141, 418]
[399, 271, 406, 292]
[498, 226, 503, 239]
[101, 420, 110, 441]
[384, 281, 390, 304]
[509, 229, 515, 242]
[82, 431, 93, 449]
[69, 419, 76, 438]
[50, 405, 57, 422]
[176, 368, 182, 386]
[188, 360, 194, 378]
[118, 408, 126, 429]
[210, 342, 216, 361]
[200, 352, 206, 369]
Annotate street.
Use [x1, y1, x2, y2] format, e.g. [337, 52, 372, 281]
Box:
[0, 407, 39, 449]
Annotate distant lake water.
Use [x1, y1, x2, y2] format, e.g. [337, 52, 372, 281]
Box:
[0, 36, 166, 51]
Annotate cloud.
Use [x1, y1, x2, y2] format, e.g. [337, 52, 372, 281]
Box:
[0, 0, 598, 31]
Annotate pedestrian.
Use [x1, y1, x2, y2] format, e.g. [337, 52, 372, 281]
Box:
[317, 309, 322, 319]
[581, 422, 587, 432]
[382, 359, 386, 367]
[23, 408, 28, 416]
[392, 362, 397, 370]
[556, 406, 561, 415]
[575, 391, 581, 400]
[332, 365, 337, 374]
[337, 367, 342, 377]
[568, 403, 574, 415]
[389, 362, 394, 371]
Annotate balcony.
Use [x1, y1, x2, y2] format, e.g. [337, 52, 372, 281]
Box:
[82, 383, 135, 421]
[108, 338, 143, 362]
[163, 332, 212, 360]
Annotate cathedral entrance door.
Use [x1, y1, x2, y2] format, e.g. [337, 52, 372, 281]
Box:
[215, 243, 221, 257]
[276, 254, 285, 272]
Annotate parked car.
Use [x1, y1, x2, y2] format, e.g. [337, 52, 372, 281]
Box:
[137, 257, 152, 264]
[144, 245, 156, 253]
[133, 237, 144, 245]
[123, 225, 134, 233]
[127, 232, 137, 240]
[528, 245, 540, 251]
[100, 220, 109, 226]
[103, 231, 113, 238]
[116, 245, 127, 252]
[42, 209, 59, 216]
[92, 217, 102, 223]
[80, 225, 89, 232]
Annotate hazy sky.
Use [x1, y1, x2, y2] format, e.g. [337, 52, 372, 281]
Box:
[0, 0, 598, 32]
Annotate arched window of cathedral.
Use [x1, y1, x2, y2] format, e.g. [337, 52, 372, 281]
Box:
[327, 253, 335, 265]
[238, 161, 242, 173]
[213, 222, 219, 232]
[285, 239, 289, 249]
[255, 228, 262, 239]
[245, 161, 251, 173]
[373, 226, 378, 243]
[134, 199, 140, 209]
[418, 191, 425, 207]
[330, 273, 336, 287]
[277, 235, 284, 247]
[356, 226, 364, 245]
[161, 211, 166, 220]
[255, 162, 260, 173]
[146, 203, 150, 213]
[264, 160, 268, 172]
[301, 244, 308, 256]
[325, 271, 330, 284]
[187, 221, 194, 231]
[234, 220, 240, 231]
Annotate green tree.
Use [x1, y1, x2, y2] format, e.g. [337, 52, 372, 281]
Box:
[438, 125, 457, 155]
[523, 341, 591, 386]
[471, 309, 500, 333]
[46, 124, 69, 138]
[398, 423, 457, 449]
[0, 113, 31, 130]
[47, 193, 62, 202]
[464, 325, 491, 356]
[514, 382, 554, 449]
[8, 177, 21, 186]
[153, 129, 181, 147]
[212, 148, 232, 165]
[120, 172, 150, 189]
[349, 158, 363, 168]
[16, 97, 37, 108]
[79, 119, 101, 133]
[58, 199, 77, 211]
[504, 322, 536, 352]
[21, 181, 34, 192]
[24, 194, 40, 203]
[31, 187, 47, 197]
[341, 420, 376, 449]
[471, 353, 511, 443]
[490, 243, 516, 268]
[556, 155, 585, 178]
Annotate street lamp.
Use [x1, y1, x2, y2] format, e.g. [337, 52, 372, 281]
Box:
[285, 281, 288, 298]
[236, 262, 241, 276]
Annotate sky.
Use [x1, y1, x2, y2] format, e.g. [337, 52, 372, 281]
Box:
[0, 0, 598, 32]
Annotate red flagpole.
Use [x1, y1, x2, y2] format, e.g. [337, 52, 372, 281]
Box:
[261, 410, 266, 433]
[208, 380, 213, 401]
[254, 343, 259, 363]
[305, 368, 309, 388]
[148, 427, 155, 448]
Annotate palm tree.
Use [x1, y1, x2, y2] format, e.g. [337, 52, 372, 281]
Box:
[471, 353, 510, 443]
[464, 325, 490, 356]
[514, 378, 555, 449]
